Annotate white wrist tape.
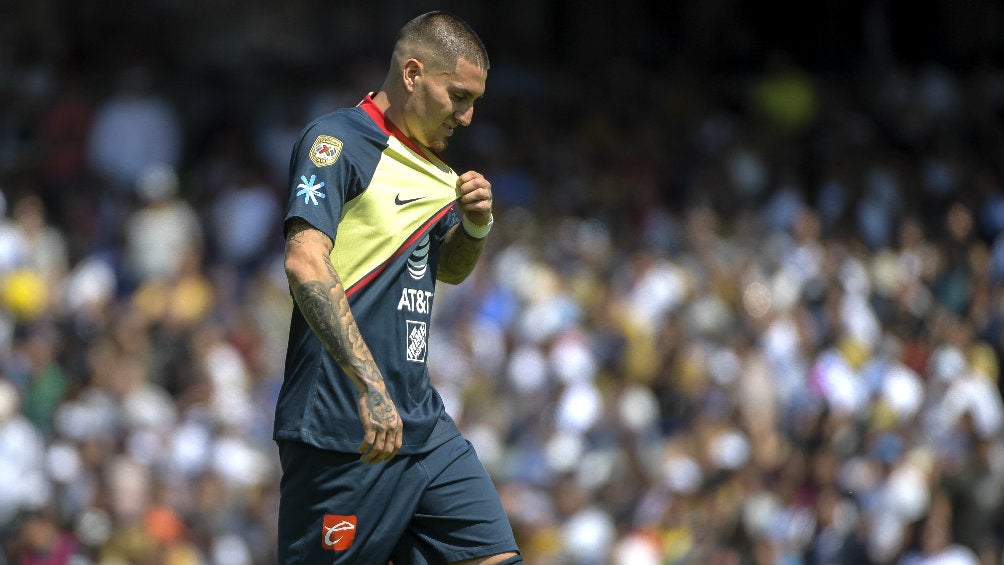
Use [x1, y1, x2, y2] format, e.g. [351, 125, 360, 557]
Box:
[462, 214, 493, 239]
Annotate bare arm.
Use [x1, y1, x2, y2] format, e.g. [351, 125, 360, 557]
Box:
[284, 217, 402, 463]
[437, 170, 493, 285]
[438, 222, 487, 284]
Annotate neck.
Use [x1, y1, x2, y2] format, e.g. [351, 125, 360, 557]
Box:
[371, 90, 410, 138]
[371, 90, 391, 113]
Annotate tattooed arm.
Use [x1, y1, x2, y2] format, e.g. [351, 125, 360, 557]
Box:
[284, 217, 403, 463]
[438, 170, 492, 284]
[438, 223, 488, 284]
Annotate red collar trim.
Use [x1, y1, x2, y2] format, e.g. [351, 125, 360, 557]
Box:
[358, 94, 433, 163]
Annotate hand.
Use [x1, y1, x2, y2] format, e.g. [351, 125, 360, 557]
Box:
[357, 388, 403, 464]
[456, 170, 492, 226]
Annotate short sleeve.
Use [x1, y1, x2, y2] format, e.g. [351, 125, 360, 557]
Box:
[284, 119, 355, 243]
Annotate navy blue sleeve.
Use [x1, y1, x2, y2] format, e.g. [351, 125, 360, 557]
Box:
[284, 116, 356, 243]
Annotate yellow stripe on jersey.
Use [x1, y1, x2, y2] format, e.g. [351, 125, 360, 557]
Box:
[331, 136, 459, 290]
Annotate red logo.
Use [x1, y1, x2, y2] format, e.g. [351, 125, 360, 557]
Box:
[321, 515, 357, 551]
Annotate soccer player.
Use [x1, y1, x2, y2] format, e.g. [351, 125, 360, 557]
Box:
[275, 11, 521, 565]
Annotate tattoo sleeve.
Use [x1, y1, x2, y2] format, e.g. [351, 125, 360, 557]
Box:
[286, 220, 385, 393]
[437, 223, 486, 284]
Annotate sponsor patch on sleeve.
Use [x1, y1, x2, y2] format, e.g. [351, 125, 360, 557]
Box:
[309, 135, 344, 167]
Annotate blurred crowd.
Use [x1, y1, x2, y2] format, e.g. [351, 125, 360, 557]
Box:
[2, 3, 1004, 565]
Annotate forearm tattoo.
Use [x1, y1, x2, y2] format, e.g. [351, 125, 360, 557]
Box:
[295, 280, 377, 373]
[296, 279, 398, 432]
[292, 265, 384, 394]
[285, 218, 399, 444]
[438, 224, 486, 284]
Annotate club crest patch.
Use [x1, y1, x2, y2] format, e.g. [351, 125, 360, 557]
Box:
[309, 135, 343, 167]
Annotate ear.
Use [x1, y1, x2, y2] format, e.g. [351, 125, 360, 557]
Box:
[402, 58, 423, 92]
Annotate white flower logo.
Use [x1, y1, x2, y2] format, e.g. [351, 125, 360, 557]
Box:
[296, 174, 326, 205]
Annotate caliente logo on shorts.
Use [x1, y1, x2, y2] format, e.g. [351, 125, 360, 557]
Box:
[321, 514, 357, 551]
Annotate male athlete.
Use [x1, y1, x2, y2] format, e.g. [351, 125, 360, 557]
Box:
[275, 11, 521, 565]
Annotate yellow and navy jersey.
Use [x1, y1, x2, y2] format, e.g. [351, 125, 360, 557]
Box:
[275, 95, 462, 454]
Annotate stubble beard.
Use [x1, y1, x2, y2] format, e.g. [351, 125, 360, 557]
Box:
[429, 138, 448, 153]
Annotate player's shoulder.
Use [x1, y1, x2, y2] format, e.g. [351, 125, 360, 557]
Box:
[298, 106, 379, 144]
[292, 106, 386, 170]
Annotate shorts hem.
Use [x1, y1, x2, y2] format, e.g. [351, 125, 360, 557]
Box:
[439, 542, 520, 564]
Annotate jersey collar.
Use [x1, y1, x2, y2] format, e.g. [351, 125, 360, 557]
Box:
[359, 93, 435, 164]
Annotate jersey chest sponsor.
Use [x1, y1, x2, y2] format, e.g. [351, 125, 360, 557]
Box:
[397, 287, 432, 363]
[397, 287, 433, 314]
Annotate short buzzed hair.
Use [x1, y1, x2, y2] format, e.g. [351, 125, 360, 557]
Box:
[393, 11, 490, 73]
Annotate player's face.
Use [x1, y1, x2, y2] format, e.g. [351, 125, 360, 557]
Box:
[407, 58, 486, 153]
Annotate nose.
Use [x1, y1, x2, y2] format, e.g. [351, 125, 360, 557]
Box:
[454, 104, 474, 127]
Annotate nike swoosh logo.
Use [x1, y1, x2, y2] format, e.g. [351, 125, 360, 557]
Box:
[395, 194, 425, 205]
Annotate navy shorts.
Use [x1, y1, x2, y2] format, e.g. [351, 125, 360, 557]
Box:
[277, 435, 519, 565]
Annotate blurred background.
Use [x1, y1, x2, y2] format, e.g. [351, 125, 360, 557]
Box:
[1, 1, 1004, 564]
